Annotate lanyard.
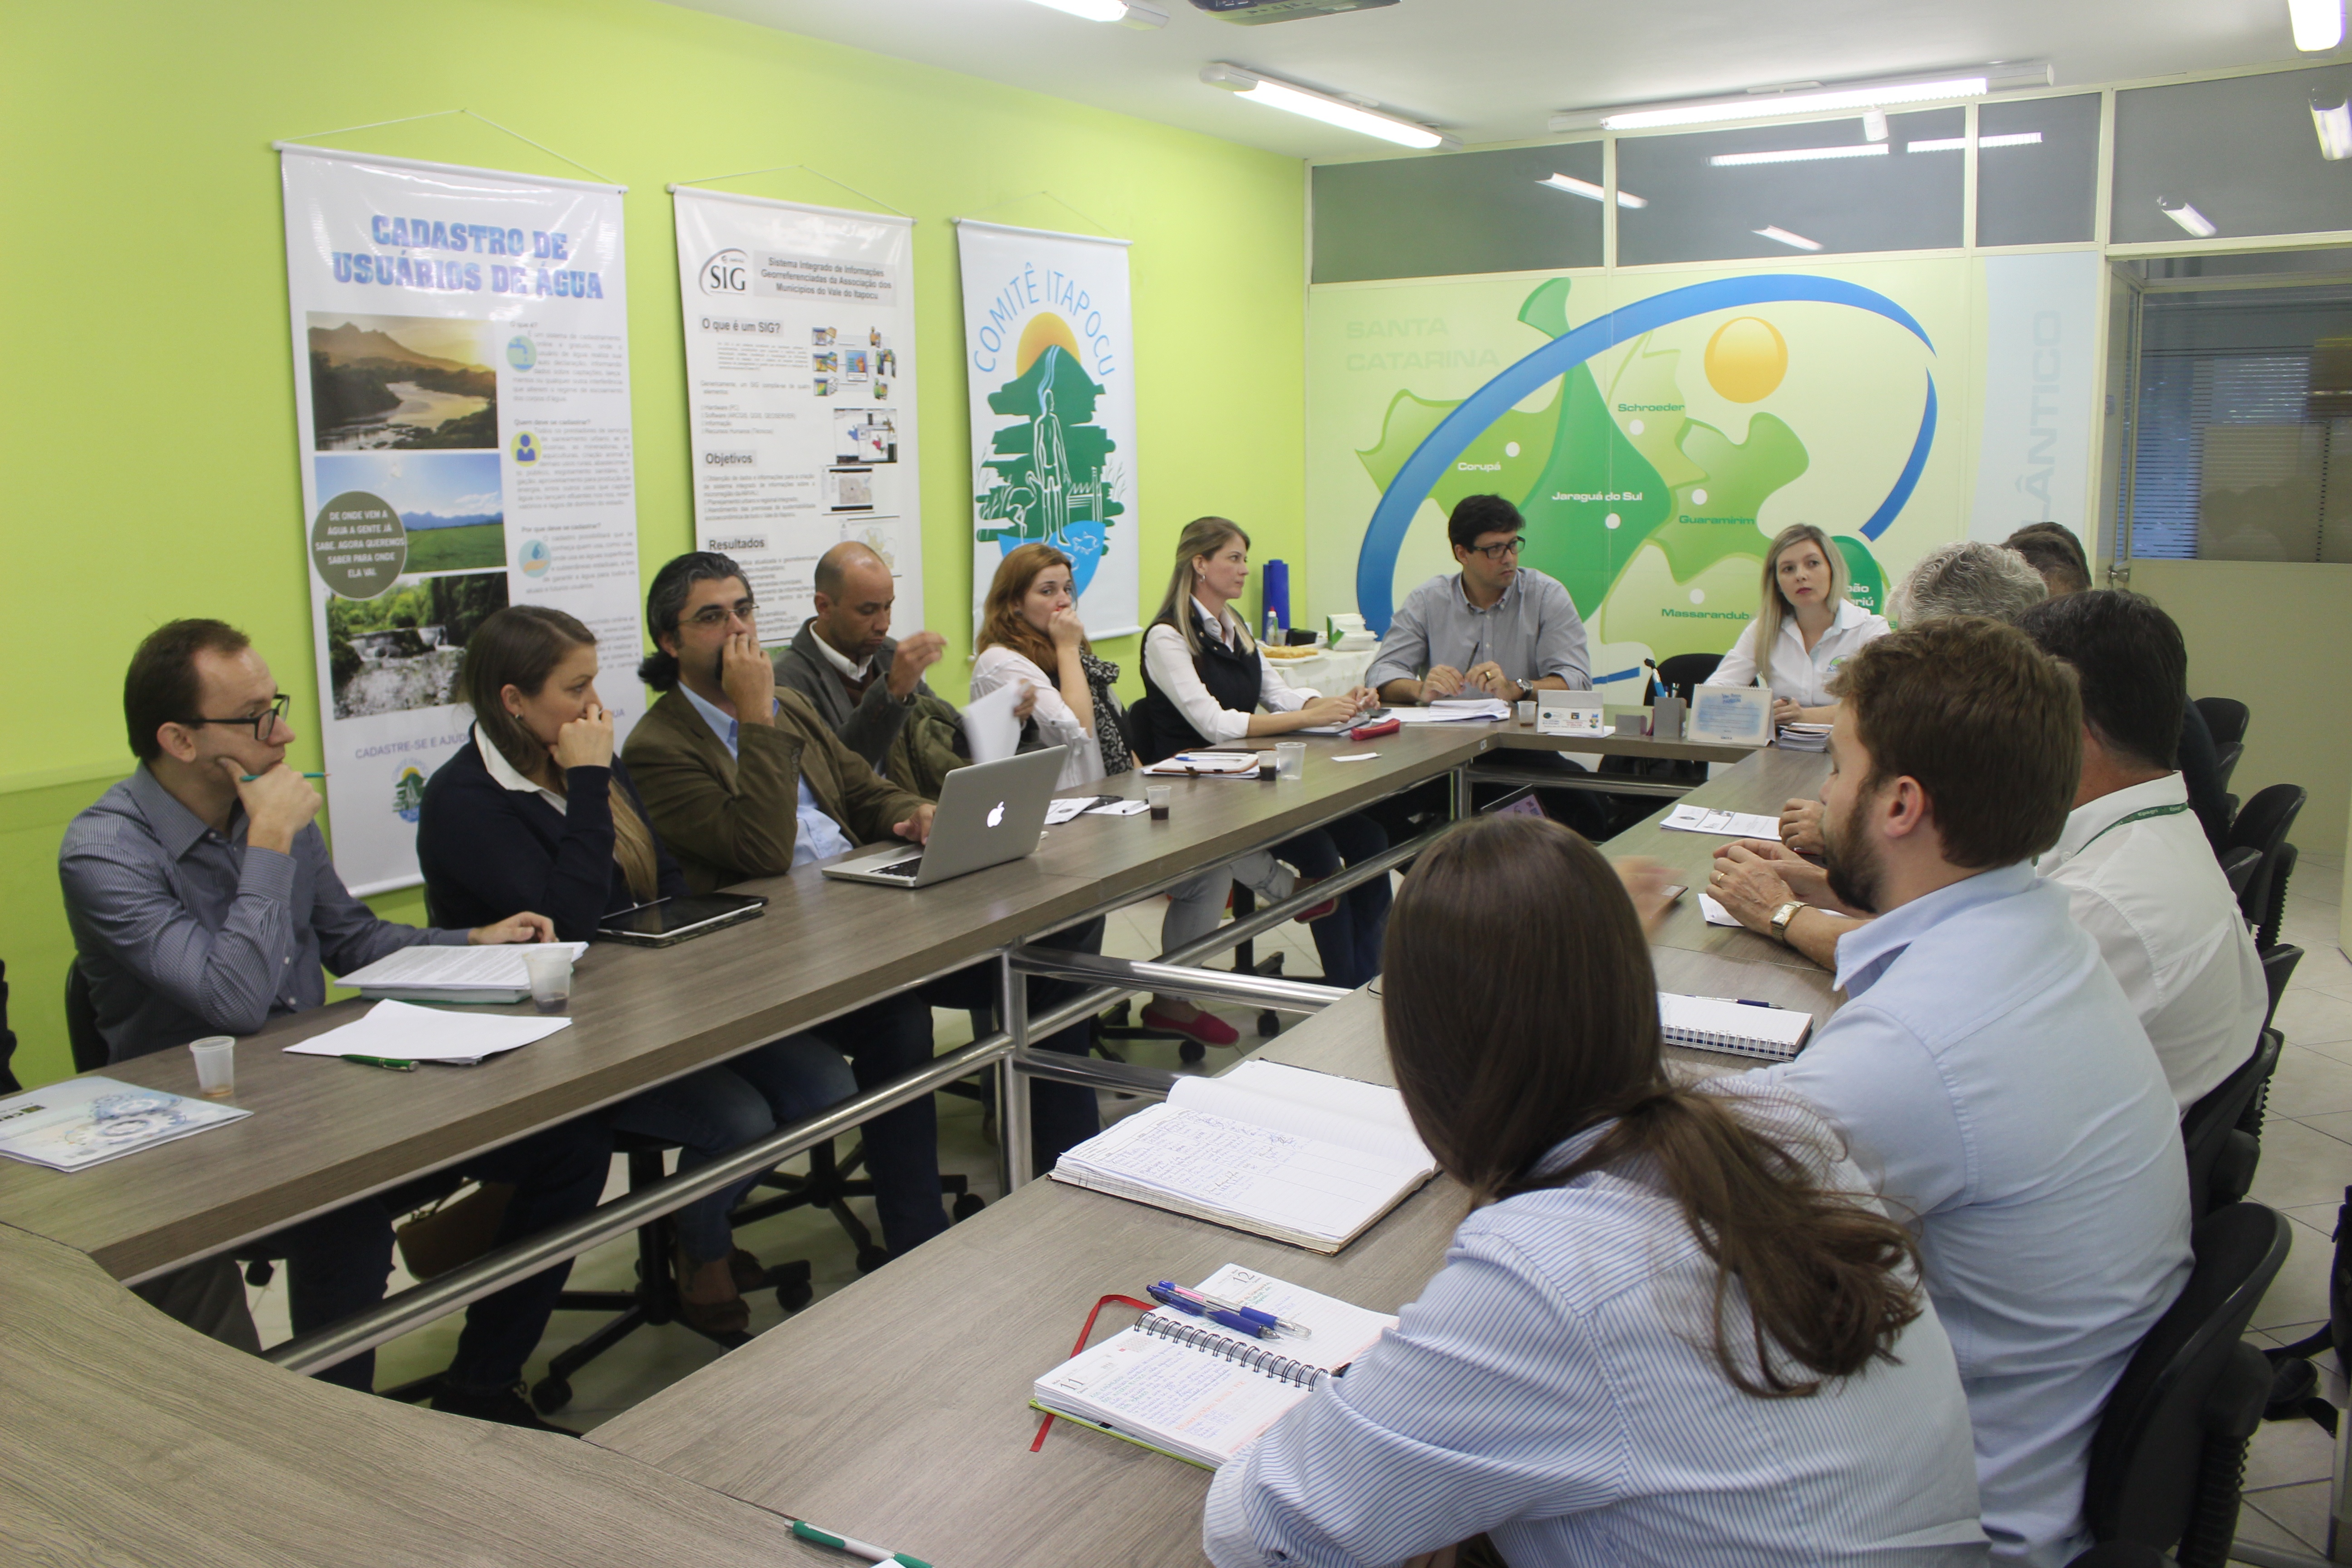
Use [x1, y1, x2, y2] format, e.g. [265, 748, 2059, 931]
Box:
[2074, 801, 2189, 855]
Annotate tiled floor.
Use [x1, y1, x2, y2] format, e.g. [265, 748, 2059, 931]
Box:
[245, 897, 1338, 1431]
[247, 854, 2352, 1559]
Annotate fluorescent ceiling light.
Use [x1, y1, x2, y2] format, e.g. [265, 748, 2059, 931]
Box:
[2157, 196, 2218, 238]
[2289, 0, 2345, 52]
[1710, 143, 1888, 167]
[1200, 63, 1456, 149]
[1577, 73, 1995, 132]
[2315, 87, 2352, 161]
[1538, 172, 1648, 208]
[1755, 225, 1823, 250]
[1905, 132, 2043, 152]
[1020, 0, 1169, 24]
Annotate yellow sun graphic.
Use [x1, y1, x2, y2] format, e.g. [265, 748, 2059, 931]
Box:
[1015, 313, 1083, 376]
[1703, 317, 1789, 404]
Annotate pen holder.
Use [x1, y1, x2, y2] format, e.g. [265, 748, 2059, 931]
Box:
[1650, 696, 1687, 741]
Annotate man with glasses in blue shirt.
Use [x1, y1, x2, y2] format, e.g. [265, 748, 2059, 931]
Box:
[57, 619, 605, 1429]
[1367, 494, 1592, 708]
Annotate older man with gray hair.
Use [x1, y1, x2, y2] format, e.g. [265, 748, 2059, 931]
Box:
[1889, 540, 2048, 627]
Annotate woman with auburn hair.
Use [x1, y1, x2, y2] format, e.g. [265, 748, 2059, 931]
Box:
[971, 543, 1297, 1049]
[1203, 815, 1988, 1568]
[419, 606, 855, 1337]
[1704, 522, 1889, 726]
[1129, 516, 1391, 989]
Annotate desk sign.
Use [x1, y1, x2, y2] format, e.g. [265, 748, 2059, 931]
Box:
[1686, 686, 1774, 746]
[1537, 701, 1607, 736]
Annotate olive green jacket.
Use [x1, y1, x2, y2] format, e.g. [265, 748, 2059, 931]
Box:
[621, 686, 927, 893]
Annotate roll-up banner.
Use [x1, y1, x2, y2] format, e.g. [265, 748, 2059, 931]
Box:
[956, 220, 1140, 639]
[278, 145, 643, 895]
[671, 189, 922, 639]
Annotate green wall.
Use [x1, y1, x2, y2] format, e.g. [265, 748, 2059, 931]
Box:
[0, 0, 1307, 1088]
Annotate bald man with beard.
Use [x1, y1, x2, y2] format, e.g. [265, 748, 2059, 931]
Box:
[771, 542, 950, 773]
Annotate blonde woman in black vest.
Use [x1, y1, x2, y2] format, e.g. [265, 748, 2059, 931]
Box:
[1132, 517, 1391, 988]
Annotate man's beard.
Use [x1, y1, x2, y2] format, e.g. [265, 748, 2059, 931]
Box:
[1820, 797, 1884, 915]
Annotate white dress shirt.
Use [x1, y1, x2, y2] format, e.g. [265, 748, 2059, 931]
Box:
[1141, 598, 1318, 745]
[2037, 773, 2267, 1111]
[1205, 1098, 1989, 1568]
[1706, 597, 1890, 708]
[807, 627, 873, 682]
[969, 644, 1102, 789]
[1738, 863, 2191, 1567]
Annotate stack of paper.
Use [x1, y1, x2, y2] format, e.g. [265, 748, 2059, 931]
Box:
[1139, 751, 1264, 778]
[0, 1077, 251, 1172]
[339, 942, 588, 1004]
[1392, 696, 1510, 725]
[1777, 722, 1832, 752]
[1660, 803, 1780, 839]
[284, 999, 571, 1066]
[1051, 1060, 1436, 1252]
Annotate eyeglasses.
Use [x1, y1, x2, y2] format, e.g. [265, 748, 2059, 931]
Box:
[183, 692, 291, 741]
[682, 599, 758, 630]
[1469, 537, 1526, 561]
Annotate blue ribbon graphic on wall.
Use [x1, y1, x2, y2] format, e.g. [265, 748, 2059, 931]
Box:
[1352, 274, 1938, 637]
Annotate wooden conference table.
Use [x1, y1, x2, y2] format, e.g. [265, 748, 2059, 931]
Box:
[588, 748, 1839, 1567]
[0, 719, 1763, 1288]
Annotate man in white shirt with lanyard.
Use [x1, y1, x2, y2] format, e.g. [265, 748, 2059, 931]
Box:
[1709, 590, 2264, 1112]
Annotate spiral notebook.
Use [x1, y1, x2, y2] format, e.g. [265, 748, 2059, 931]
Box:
[1658, 992, 1813, 1061]
[1031, 1264, 1396, 1469]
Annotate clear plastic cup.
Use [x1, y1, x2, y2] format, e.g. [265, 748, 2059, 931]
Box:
[1516, 700, 1537, 726]
[522, 947, 573, 1015]
[1145, 784, 1172, 821]
[189, 1036, 235, 1099]
[1274, 741, 1306, 781]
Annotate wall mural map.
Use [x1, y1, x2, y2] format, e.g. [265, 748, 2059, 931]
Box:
[1331, 272, 1945, 686]
[975, 325, 1126, 599]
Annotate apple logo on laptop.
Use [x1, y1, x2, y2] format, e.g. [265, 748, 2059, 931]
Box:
[986, 801, 1005, 828]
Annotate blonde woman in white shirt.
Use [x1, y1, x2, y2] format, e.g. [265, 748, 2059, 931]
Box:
[1707, 523, 1889, 725]
[970, 543, 1294, 1049]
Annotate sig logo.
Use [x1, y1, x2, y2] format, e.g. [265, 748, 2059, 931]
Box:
[986, 801, 1006, 828]
[392, 764, 427, 824]
[701, 248, 750, 296]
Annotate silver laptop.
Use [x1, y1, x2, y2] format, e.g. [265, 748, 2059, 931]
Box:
[819, 746, 1068, 888]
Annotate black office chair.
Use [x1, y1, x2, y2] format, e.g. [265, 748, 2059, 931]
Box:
[1651, 652, 1725, 703]
[2193, 698, 2249, 794]
[2224, 784, 2305, 949]
[2186, 1029, 2281, 1218]
[2256, 843, 2298, 954]
[2218, 846, 2262, 903]
[2257, 945, 2303, 1037]
[2081, 1201, 2290, 1568]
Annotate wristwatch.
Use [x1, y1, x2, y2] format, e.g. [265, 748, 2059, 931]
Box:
[1769, 901, 1803, 945]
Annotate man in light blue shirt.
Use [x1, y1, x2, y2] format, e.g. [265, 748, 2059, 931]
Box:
[1366, 494, 1591, 705]
[1736, 618, 2191, 1567]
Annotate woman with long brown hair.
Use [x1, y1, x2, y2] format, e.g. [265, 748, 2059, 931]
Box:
[1203, 815, 1986, 1566]
[1704, 522, 1888, 726]
[973, 543, 1294, 1048]
[419, 606, 855, 1336]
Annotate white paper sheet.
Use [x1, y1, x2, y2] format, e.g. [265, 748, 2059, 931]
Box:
[960, 679, 1028, 764]
[1660, 804, 1780, 839]
[338, 942, 588, 992]
[284, 999, 571, 1065]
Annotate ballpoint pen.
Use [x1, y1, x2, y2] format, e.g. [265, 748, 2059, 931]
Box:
[243, 771, 329, 781]
[344, 1054, 418, 1071]
[1149, 1281, 1312, 1339]
[789, 1519, 933, 1567]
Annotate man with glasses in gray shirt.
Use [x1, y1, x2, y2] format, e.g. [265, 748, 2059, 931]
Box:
[1367, 494, 1592, 707]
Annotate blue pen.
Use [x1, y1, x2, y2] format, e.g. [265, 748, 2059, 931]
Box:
[1148, 1282, 1282, 1339]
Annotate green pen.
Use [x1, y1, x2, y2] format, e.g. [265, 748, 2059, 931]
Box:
[790, 1519, 933, 1567]
[242, 771, 328, 781]
[344, 1054, 417, 1072]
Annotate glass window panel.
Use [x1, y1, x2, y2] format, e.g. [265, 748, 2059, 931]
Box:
[1976, 93, 2100, 246]
[2112, 65, 2352, 245]
[1615, 107, 1963, 266]
[2126, 277, 2352, 561]
[1310, 142, 1603, 284]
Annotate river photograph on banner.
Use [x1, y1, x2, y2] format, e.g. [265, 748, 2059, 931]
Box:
[1306, 258, 2010, 692]
[672, 189, 922, 639]
[957, 220, 1140, 640]
[280, 147, 643, 894]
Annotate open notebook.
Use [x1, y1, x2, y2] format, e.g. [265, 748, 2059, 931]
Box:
[1049, 1060, 1436, 1252]
[339, 943, 588, 1004]
[1032, 1264, 1396, 1469]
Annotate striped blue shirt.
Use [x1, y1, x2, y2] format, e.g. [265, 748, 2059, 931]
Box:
[1203, 1099, 1989, 1568]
